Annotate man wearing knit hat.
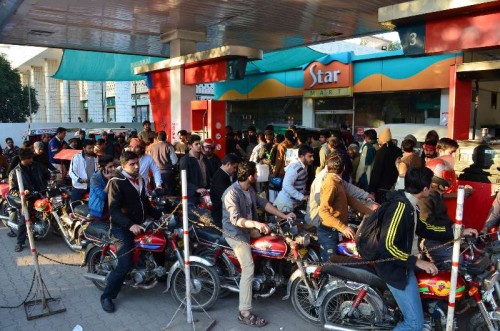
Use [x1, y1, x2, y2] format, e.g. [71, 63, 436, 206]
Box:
[369, 128, 402, 203]
[128, 138, 162, 190]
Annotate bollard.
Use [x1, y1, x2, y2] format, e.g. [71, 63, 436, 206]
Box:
[446, 186, 464, 331]
[181, 170, 193, 323]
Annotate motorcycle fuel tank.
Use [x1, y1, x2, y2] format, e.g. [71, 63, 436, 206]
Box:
[416, 271, 466, 299]
[251, 235, 287, 259]
[134, 232, 166, 252]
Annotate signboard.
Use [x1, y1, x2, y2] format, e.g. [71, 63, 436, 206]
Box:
[304, 61, 352, 90]
[303, 87, 353, 98]
[398, 23, 426, 56]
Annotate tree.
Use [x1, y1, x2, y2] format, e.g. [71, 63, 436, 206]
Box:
[0, 53, 39, 122]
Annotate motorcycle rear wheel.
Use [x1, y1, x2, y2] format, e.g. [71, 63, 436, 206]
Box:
[87, 246, 117, 291]
[194, 247, 233, 298]
[320, 286, 383, 327]
[170, 262, 220, 311]
[290, 278, 321, 325]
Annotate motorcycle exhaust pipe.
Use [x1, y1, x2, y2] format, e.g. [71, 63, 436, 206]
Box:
[83, 273, 106, 282]
[324, 323, 360, 331]
[0, 215, 9, 221]
[220, 284, 240, 292]
[60, 214, 74, 227]
[7, 221, 18, 231]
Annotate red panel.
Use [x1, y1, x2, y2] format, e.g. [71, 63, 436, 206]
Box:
[444, 180, 494, 231]
[448, 66, 471, 140]
[426, 12, 500, 53]
[148, 70, 172, 137]
[304, 62, 352, 89]
[184, 61, 228, 85]
[208, 101, 226, 160]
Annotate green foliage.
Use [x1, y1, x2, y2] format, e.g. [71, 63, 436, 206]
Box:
[387, 41, 402, 51]
[0, 53, 39, 122]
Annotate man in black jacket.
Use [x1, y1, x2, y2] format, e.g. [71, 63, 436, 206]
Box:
[9, 149, 50, 252]
[179, 134, 208, 206]
[375, 167, 438, 331]
[210, 153, 238, 227]
[100, 151, 162, 313]
[369, 128, 402, 203]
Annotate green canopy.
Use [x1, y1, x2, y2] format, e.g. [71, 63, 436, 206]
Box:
[245, 46, 326, 75]
[52, 49, 166, 81]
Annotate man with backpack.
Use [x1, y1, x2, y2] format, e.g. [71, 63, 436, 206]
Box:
[360, 167, 439, 331]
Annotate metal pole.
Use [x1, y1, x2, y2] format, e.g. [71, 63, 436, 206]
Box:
[472, 80, 479, 140]
[446, 186, 465, 331]
[27, 70, 32, 123]
[67, 80, 72, 122]
[134, 81, 138, 122]
[102, 82, 106, 123]
[181, 170, 193, 323]
[15, 168, 46, 306]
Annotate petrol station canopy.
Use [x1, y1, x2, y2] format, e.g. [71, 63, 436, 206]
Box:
[0, 0, 403, 57]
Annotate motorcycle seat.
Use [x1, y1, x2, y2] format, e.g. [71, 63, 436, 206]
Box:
[195, 227, 230, 248]
[84, 221, 111, 243]
[321, 255, 388, 291]
[6, 195, 21, 209]
[73, 204, 90, 218]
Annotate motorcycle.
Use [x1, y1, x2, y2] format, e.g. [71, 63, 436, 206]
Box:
[81, 214, 221, 311]
[188, 208, 320, 323]
[314, 236, 500, 330]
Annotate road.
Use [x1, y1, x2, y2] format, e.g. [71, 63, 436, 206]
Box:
[0, 226, 321, 331]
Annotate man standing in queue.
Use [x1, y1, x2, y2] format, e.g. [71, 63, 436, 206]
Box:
[100, 151, 162, 313]
[222, 161, 295, 327]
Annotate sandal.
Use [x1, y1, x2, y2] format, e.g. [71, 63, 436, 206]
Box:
[238, 312, 268, 327]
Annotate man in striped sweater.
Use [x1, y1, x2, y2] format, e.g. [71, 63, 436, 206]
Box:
[273, 145, 314, 212]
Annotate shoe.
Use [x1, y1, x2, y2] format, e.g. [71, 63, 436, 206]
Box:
[14, 245, 23, 252]
[100, 297, 115, 313]
[7, 231, 16, 238]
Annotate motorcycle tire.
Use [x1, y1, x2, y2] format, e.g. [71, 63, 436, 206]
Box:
[290, 277, 321, 325]
[87, 246, 117, 291]
[319, 285, 383, 327]
[194, 247, 233, 298]
[170, 262, 220, 311]
[467, 312, 497, 331]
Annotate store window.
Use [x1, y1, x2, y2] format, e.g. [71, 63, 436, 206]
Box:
[227, 98, 302, 131]
[314, 97, 354, 129]
[134, 106, 149, 123]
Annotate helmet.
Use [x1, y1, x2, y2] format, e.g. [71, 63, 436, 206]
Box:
[34, 199, 52, 213]
[426, 158, 457, 193]
[203, 139, 215, 147]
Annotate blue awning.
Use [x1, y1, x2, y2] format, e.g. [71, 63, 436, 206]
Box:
[52, 49, 166, 81]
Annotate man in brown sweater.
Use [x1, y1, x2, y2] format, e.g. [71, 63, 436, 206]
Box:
[317, 153, 356, 261]
[272, 130, 295, 178]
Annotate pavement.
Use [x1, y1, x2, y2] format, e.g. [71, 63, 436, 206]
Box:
[0, 226, 322, 331]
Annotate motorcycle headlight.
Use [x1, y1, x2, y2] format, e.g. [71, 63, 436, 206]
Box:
[295, 233, 310, 247]
[483, 272, 499, 291]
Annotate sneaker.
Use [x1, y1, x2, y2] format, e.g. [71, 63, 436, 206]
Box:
[100, 297, 115, 313]
[14, 245, 23, 252]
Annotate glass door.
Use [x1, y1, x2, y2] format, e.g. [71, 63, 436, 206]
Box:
[314, 110, 354, 130]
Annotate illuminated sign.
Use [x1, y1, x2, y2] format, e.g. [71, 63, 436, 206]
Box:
[304, 61, 352, 90]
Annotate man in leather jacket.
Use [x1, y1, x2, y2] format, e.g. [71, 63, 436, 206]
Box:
[100, 151, 162, 313]
[8, 149, 50, 252]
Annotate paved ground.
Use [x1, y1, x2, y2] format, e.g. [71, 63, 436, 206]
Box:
[0, 226, 321, 331]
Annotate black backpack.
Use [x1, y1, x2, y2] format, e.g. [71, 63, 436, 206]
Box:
[355, 195, 409, 261]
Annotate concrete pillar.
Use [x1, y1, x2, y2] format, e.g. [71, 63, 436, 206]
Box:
[448, 66, 472, 140]
[87, 81, 105, 122]
[440, 89, 449, 126]
[44, 59, 61, 122]
[60, 80, 81, 122]
[302, 97, 314, 127]
[115, 81, 133, 122]
[30, 66, 46, 123]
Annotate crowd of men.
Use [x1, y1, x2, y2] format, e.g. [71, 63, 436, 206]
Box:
[2, 120, 495, 329]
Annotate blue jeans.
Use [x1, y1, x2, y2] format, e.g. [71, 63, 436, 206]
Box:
[387, 271, 424, 331]
[317, 225, 339, 262]
[101, 227, 135, 300]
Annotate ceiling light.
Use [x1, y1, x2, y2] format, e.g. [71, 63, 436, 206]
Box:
[28, 30, 54, 36]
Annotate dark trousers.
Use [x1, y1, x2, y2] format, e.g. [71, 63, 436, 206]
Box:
[17, 200, 35, 246]
[71, 188, 88, 202]
[317, 224, 339, 262]
[160, 169, 175, 196]
[101, 227, 135, 300]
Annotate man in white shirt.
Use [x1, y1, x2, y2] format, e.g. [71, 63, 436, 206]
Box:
[69, 140, 97, 201]
[128, 138, 162, 191]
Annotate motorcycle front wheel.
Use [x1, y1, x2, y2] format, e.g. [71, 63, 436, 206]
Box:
[320, 286, 383, 327]
[170, 262, 220, 311]
[290, 277, 321, 325]
[87, 246, 117, 291]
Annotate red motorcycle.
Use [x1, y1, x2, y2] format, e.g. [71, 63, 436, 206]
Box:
[189, 209, 320, 323]
[315, 237, 500, 330]
[82, 215, 220, 311]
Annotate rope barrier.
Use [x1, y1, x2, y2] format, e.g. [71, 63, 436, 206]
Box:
[0, 271, 36, 309]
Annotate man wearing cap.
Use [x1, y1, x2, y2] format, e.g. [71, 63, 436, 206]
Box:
[148, 131, 178, 195]
[9, 149, 50, 252]
[369, 128, 402, 203]
[128, 138, 162, 190]
[202, 138, 221, 187]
